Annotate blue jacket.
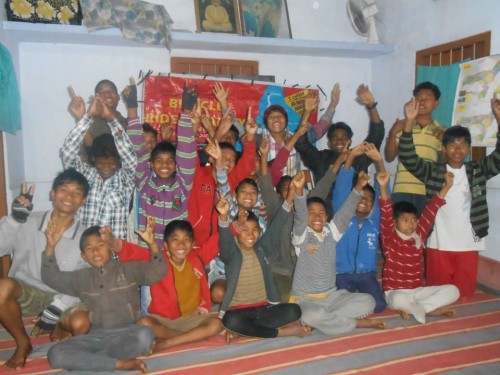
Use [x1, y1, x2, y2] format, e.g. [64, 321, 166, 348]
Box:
[333, 167, 383, 274]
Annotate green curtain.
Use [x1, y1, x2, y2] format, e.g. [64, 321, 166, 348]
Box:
[416, 62, 464, 127]
[0, 44, 22, 134]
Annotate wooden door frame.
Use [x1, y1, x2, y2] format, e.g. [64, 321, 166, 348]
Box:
[0, 132, 11, 277]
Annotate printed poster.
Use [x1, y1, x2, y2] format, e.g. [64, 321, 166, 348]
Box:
[452, 55, 500, 146]
[143, 75, 318, 143]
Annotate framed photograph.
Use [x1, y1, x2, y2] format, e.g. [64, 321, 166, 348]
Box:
[240, 0, 292, 38]
[194, 0, 241, 34]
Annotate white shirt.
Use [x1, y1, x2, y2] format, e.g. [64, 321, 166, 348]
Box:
[427, 165, 484, 251]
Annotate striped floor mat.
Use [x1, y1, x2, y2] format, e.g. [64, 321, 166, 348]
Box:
[1, 291, 499, 374]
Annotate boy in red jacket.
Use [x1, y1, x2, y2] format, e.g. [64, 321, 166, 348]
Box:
[117, 220, 222, 351]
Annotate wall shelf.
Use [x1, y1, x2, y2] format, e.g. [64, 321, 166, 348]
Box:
[1, 21, 395, 59]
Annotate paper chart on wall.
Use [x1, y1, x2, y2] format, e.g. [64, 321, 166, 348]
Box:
[452, 55, 500, 146]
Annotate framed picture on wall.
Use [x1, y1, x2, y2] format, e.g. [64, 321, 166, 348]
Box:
[240, 0, 292, 38]
[194, 0, 241, 34]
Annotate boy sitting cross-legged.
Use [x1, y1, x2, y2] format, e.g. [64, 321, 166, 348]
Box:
[290, 171, 385, 335]
[0, 169, 89, 369]
[333, 142, 387, 313]
[117, 220, 223, 352]
[377, 171, 459, 323]
[217, 174, 311, 342]
[42, 218, 167, 373]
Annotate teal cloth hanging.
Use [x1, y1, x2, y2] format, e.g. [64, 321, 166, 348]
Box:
[416, 61, 464, 127]
[0, 43, 22, 134]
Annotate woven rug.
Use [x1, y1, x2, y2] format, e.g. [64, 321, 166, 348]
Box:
[1, 291, 499, 374]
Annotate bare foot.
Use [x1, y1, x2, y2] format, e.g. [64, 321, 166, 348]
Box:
[278, 322, 312, 338]
[152, 338, 173, 353]
[50, 322, 72, 342]
[398, 310, 410, 320]
[356, 318, 386, 330]
[225, 330, 240, 344]
[115, 358, 148, 373]
[428, 307, 455, 318]
[3, 339, 33, 370]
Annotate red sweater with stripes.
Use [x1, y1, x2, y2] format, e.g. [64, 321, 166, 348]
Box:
[379, 195, 445, 292]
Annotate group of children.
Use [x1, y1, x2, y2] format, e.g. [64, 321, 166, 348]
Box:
[1, 77, 500, 372]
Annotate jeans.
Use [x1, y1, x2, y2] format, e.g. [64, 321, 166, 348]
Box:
[336, 271, 387, 313]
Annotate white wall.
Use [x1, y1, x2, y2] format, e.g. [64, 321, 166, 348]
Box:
[0, 0, 372, 209]
[1, 0, 499, 261]
[373, 0, 500, 261]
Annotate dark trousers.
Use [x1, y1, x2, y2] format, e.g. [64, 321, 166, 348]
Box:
[223, 303, 301, 338]
[336, 271, 387, 313]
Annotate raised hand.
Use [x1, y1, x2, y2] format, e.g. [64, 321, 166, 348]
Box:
[351, 142, 369, 158]
[376, 171, 390, 188]
[439, 171, 455, 199]
[332, 139, 351, 171]
[329, 83, 341, 110]
[259, 135, 270, 155]
[97, 96, 115, 122]
[160, 119, 173, 142]
[182, 85, 198, 111]
[304, 91, 319, 113]
[15, 182, 34, 208]
[215, 195, 230, 218]
[292, 171, 306, 190]
[45, 217, 65, 254]
[213, 82, 229, 108]
[355, 170, 370, 191]
[364, 143, 382, 162]
[205, 138, 222, 162]
[68, 85, 86, 121]
[236, 208, 249, 228]
[244, 107, 258, 137]
[135, 217, 156, 247]
[99, 226, 114, 251]
[187, 103, 202, 137]
[200, 107, 215, 138]
[404, 97, 419, 121]
[356, 84, 376, 107]
[121, 77, 138, 109]
[12, 182, 35, 223]
[444, 171, 454, 188]
[87, 95, 102, 118]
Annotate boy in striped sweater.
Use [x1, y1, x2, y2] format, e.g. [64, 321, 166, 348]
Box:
[398, 95, 500, 300]
[124, 83, 197, 312]
[378, 171, 459, 323]
[290, 171, 385, 335]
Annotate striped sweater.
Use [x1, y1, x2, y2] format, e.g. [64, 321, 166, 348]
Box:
[398, 131, 500, 239]
[127, 114, 196, 248]
[379, 195, 445, 291]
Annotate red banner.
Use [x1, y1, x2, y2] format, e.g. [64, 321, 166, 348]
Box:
[143, 75, 318, 143]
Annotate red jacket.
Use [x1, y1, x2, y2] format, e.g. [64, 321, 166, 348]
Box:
[117, 233, 219, 320]
[188, 135, 256, 243]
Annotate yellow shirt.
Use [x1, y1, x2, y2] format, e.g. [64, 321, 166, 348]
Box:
[393, 121, 444, 195]
[171, 260, 201, 317]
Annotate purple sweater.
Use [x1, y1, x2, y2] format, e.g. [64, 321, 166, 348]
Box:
[127, 114, 196, 248]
